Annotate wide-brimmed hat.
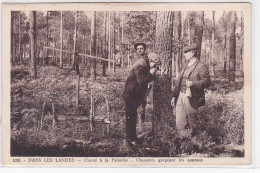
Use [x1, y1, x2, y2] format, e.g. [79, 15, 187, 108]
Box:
[183, 43, 198, 53]
[148, 53, 161, 65]
[134, 43, 146, 51]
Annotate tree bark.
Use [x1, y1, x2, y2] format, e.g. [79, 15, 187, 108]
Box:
[223, 11, 228, 73]
[113, 12, 116, 73]
[60, 11, 63, 68]
[240, 11, 244, 72]
[72, 11, 79, 74]
[108, 11, 111, 72]
[229, 11, 236, 82]
[102, 12, 107, 77]
[91, 11, 97, 81]
[153, 11, 174, 137]
[194, 12, 204, 60]
[18, 12, 22, 65]
[44, 11, 49, 66]
[176, 11, 182, 78]
[210, 11, 216, 76]
[29, 11, 37, 78]
[11, 12, 15, 66]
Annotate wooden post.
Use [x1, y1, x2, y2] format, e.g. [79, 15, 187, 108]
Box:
[90, 93, 94, 132]
[40, 101, 46, 131]
[105, 95, 110, 135]
[76, 74, 80, 116]
[52, 101, 56, 127]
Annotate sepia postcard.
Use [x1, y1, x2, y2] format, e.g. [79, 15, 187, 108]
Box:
[1, 2, 251, 166]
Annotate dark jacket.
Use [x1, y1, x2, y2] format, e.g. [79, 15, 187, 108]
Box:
[172, 59, 211, 109]
[122, 56, 155, 106]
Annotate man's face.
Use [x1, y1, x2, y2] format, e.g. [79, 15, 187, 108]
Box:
[184, 51, 194, 61]
[149, 61, 156, 68]
[137, 45, 145, 55]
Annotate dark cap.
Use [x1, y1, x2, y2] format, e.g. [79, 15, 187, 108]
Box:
[134, 43, 146, 51]
[183, 43, 198, 53]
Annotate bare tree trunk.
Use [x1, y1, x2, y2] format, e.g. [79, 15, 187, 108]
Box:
[229, 11, 236, 83]
[223, 11, 228, 73]
[153, 11, 174, 137]
[210, 11, 216, 76]
[44, 11, 49, 66]
[102, 12, 107, 77]
[11, 12, 15, 66]
[108, 11, 111, 72]
[91, 11, 97, 81]
[121, 11, 124, 43]
[187, 12, 191, 45]
[113, 11, 116, 73]
[29, 11, 37, 78]
[60, 11, 63, 68]
[18, 11, 22, 65]
[240, 11, 244, 72]
[195, 12, 204, 60]
[176, 11, 182, 78]
[72, 11, 79, 74]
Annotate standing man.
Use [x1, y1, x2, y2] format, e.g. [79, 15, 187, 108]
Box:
[122, 43, 161, 146]
[171, 44, 211, 138]
[131, 42, 146, 65]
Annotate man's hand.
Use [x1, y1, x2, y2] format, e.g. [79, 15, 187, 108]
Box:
[149, 68, 157, 75]
[186, 80, 193, 87]
[171, 97, 175, 107]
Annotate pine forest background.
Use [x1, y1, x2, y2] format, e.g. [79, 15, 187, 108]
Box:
[10, 11, 244, 157]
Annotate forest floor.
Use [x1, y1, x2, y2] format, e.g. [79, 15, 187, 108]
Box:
[10, 62, 244, 157]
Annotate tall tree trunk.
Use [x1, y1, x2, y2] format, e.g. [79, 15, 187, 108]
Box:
[113, 11, 116, 73]
[108, 11, 111, 72]
[210, 11, 216, 76]
[29, 11, 37, 78]
[187, 12, 191, 45]
[194, 12, 204, 60]
[240, 11, 244, 72]
[91, 11, 97, 81]
[60, 11, 63, 68]
[11, 12, 15, 66]
[102, 12, 107, 77]
[229, 11, 236, 83]
[176, 11, 182, 78]
[18, 11, 22, 65]
[44, 11, 49, 66]
[121, 12, 124, 43]
[223, 11, 228, 73]
[153, 11, 174, 137]
[72, 11, 79, 74]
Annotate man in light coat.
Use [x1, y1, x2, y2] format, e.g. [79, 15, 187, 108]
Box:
[171, 44, 211, 138]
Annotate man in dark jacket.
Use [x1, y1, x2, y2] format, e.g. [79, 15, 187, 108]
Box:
[171, 44, 211, 138]
[122, 43, 160, 145]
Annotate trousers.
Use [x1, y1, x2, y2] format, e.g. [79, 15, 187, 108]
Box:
[176, 91, 198, 137]
[124, 98, 146, 142]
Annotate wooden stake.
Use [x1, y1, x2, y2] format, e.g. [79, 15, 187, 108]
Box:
[105, 95, 110, 135]
[76, 74, 80, 116]
[90, 93, 94, 132]
[40, 101, 46, 131]
[52, 101, 56, 127]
